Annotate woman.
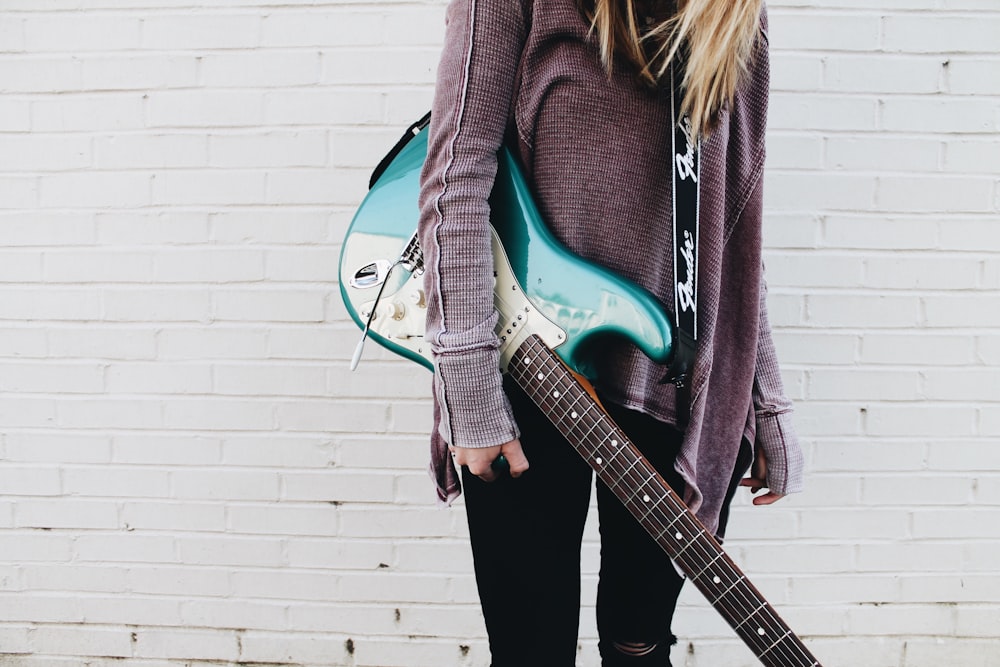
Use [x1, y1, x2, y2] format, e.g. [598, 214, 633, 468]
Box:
[417, 0, 804, 664]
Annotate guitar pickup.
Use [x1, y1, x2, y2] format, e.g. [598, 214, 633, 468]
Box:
[350, 259, 393, 289]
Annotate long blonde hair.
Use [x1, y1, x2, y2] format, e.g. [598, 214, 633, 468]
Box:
[579, 0, 763, 139]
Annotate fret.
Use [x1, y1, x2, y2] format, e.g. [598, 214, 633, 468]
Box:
[507, 335, 823, 667]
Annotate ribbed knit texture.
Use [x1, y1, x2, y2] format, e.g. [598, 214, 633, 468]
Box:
[418, 0, 803, 534]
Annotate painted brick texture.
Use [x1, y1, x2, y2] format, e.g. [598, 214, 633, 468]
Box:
[0, 1, 997, 666]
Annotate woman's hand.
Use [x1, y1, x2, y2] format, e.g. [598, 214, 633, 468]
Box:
[450, 438, 529, 482]
[739, 446, 785, 506]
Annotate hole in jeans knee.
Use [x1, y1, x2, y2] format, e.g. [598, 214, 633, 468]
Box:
[613, 640, 658, 657]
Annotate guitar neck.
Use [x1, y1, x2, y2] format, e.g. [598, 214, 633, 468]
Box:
[506, 334, 822, 667]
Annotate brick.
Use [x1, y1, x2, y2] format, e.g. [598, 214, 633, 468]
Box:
[806, 294, 921, 328]
[27, 625, 132, 658]
[31, 94, 146, 132]
[200, 51, 321, 88]
[0, 533, 72, 562]
[212, 288, 326, 323]
[262, 10, 384, 48]
[16, 499, 120, 530]
[884, 15, 1000, 54]
[176, 536, 284, 568]
[209, 131, 327, 169]
[105, 362, 212, 395]
[133, 628, 239, 661]
[210, 210, 332, 244]
[265, 89, 385, 127]
[769, 92, 878, 131]
[127, 566, 228, 597]
[945, 138, 1000, 175]
[881, 97, 998, 134]
[264, 246, 341, 282]
[94, 134, 208, 169]
[142, 15, 260, 50]
[0, 361, 104, 393]
[285, 538, 395, 570]
[172, 469, 280, 501]
[0, 465, 61, 496]
[102, 287, 212, 322]
[81, 55, 199, 91]
[0, 176, 39, 209]
[876, 175, 994, 213]
[157, 326, 269, 360]
[163, 398, 275, 431]
[213, 362, 327, 397]
[220, 434, 334, 468]
[56, 397, 163, 429]
[147, 90, 265, 128]
[63, 467, 171, 499]
[48, 326, 157, 360]
[322, 47, 440, 86]
[865, 255, 979, 290]
[286, 603, 396, 634]
[21, 564, 128, 593]
[227, 503, 337, 535]
[0, 133, 91, 170]
[5, 433, 110, 464]
[0, 397, 57, 429]
[180, 598, 288, 631]
[861, 332, 975, 366]
[96, 211, 210, 245]
[275, 399, 390, 433]
[74, 534, 176, 564]
[153, 248, 265, 282]
[281, 471, 396, 503]
[24, 14, 140, 51]
[231, 570, 338, 602]
[122, 501, 226, 532]
[43, 250, 154, 283]
[825, 136, 941, 172]
[769, 12, 881, 51]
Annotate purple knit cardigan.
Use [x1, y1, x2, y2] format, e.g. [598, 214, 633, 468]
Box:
[417, 0, 803, 535]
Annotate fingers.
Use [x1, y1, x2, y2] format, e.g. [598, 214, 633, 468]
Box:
[500, 440, 529, 479]
[450, 439, 529, 482]
[739, 476, 786, 506]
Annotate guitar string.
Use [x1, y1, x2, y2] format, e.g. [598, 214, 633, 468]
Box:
[509, 336, 820, 667]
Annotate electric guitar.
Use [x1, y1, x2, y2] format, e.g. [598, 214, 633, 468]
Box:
[339, 115, 824, 667]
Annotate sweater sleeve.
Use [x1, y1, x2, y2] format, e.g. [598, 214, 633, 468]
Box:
[752, 270, 805, 495]
[417, 0, 531, 448]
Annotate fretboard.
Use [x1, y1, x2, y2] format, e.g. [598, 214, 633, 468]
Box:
[506, 335, 822, 667]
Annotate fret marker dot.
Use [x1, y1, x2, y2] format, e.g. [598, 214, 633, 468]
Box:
[675, 532, 683, 540]
[571, 411, 578, 418]
[595, 457, 603, 465]
[611, 439, 618, 447]
[712, 576, 721, 584]
[537, 372, 544, 380]
[643, 494, 650, 503]
[553, 390, 560, 398]
[757, 628, 766, 636]
[523, 357, 532, 365]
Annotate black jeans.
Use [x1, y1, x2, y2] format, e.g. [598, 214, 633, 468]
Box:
[462, 381, 686, 667]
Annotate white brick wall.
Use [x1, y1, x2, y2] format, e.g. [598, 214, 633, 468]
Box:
[0, 1, 996, 666]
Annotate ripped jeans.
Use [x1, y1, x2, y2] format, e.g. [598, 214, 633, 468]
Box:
[461, 380, 686, 667]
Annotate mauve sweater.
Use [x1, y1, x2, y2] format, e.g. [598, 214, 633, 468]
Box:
[417, 0, 803, 535]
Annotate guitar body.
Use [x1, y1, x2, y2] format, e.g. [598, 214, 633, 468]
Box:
[339, 118, 824, 667]
[338, 122, 675, 378]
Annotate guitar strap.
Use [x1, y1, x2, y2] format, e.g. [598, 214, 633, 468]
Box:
[663, 56, 700, 420]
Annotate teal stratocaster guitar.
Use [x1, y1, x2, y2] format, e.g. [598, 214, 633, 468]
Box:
[339, 115, 823, 667]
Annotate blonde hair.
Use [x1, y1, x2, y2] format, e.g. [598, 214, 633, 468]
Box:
[579, 0, 763, 139]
